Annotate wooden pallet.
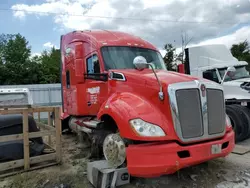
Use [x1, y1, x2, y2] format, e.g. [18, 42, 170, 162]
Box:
[0, 106, 62, 178]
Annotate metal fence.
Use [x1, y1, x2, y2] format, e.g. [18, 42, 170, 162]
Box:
[0, 83, 62, 119]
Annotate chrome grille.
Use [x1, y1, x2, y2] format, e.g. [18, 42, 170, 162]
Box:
[176, 89, 203, 138]
[168, 80, 226, 143]
[207, 89, 225, 135]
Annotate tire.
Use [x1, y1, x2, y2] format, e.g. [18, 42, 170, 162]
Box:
[61, 117, 71, 134]
[226, 105, 248, 142]
[89, 129, 113, 159]
[232, 104, 250, 139]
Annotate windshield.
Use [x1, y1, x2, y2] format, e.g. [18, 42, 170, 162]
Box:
[101, 46, 167, 70]
[218, 65, 250, 82]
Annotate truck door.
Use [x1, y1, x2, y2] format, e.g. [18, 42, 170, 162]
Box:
[62, 44, 77, 115]
[84, 52, 108, 115]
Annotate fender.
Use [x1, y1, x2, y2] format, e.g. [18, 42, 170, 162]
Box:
[97, 92, 171, 141]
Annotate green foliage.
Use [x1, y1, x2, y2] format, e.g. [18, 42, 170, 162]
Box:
[39, 47, 61, 84]
[163, 43, 176, 71]
[230, 40, 250, 70]
[0, 33, 61, 85]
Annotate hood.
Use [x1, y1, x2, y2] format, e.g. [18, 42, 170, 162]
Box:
[222, 78, 250, 100]
[223, 77, 250, 86]
[110, 69, 200, 87]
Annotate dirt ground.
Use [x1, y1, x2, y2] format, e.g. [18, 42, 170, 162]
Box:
[1, 133, 250, 188]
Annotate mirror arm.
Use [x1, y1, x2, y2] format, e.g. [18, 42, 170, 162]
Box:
[148, 64, 164, 101]
[221, 71, 227, 84]
[221, 71, 228, 84]
[221, 66, 236, 84]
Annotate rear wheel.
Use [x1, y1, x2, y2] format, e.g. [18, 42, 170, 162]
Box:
[232, 105, 250, 140]
[226, 105, 249, 142]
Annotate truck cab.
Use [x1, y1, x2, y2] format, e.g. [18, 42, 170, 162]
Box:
[60, 30, 234, 178]
[179, 44, 250, 142]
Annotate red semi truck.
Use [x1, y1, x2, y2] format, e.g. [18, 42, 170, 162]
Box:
[60, 30, 235, 178]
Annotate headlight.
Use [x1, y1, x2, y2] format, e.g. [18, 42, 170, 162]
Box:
[226, 114, 232, 128]
[129, 118, 166, 137]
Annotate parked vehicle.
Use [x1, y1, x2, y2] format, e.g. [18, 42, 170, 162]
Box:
[178, 44, 250, 143]
[0, 88, 44, 161]
[60, 30, 235, 178]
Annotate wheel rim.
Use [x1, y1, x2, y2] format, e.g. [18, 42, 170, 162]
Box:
[103, 133, 126, 168]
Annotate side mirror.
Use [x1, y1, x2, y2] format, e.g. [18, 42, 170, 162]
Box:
[221, 66, 236, 84]
[133, 56, 148, 70]
[227, 66, 236, 75]
[133, 56, 165, 101]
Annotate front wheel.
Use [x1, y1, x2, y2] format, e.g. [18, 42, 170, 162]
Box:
[103, 133, 126, 168]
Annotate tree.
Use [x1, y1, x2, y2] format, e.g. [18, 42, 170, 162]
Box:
[230, 40, 250, 70]
[39, 47, 61, 84]
[0, 33, 62, 85]
[163, 43, 176, 71]
[0, 33, 32, 85]
[179, 31, 193, 64]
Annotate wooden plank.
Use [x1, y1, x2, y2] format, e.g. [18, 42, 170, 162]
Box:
[0, 171, 20, 179]
[38, 112, 41, 122]
[22, 110, 30, 170]
[0, 130, 55, 143]
[0, 154, 56, 175]
[0, 162, 58, 179]
[0, 104, 31, 109]
[28, 107, 55, 113]
[29, 130, 56, 139]
[55, 108, 62, 163]
[0, 159, 24, 172]
[48, 112, 52, 146]
[0, 155, 56, 172]
[30, 153, 56, 164]
[36, 122, 55, 131]
[0, 133, 23, 143]
[0, 107, 55, 115]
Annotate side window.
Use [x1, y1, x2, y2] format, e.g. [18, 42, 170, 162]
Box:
[66, 70, 70, 88]
[87, 54, 100, 74]
[203, 70, 219, 83]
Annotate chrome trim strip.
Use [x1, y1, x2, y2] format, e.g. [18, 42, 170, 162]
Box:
[168, 80, 225, 143]
[110, 72, 126, 81]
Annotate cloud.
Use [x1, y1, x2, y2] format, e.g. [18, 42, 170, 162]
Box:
[31, 52, 41, 57]
[160, 25, 250, 57]
[191, 25, 250, 48]
[11, 0, 250, 52]
[43, 42, 57, 48]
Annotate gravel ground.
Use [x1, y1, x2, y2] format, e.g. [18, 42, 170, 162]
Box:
[1, 133, 250, 188]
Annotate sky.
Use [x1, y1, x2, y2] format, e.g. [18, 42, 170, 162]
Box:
[0, 0, 250, 56]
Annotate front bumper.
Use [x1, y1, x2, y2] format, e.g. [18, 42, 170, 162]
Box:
[126, 130, 235, 178]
